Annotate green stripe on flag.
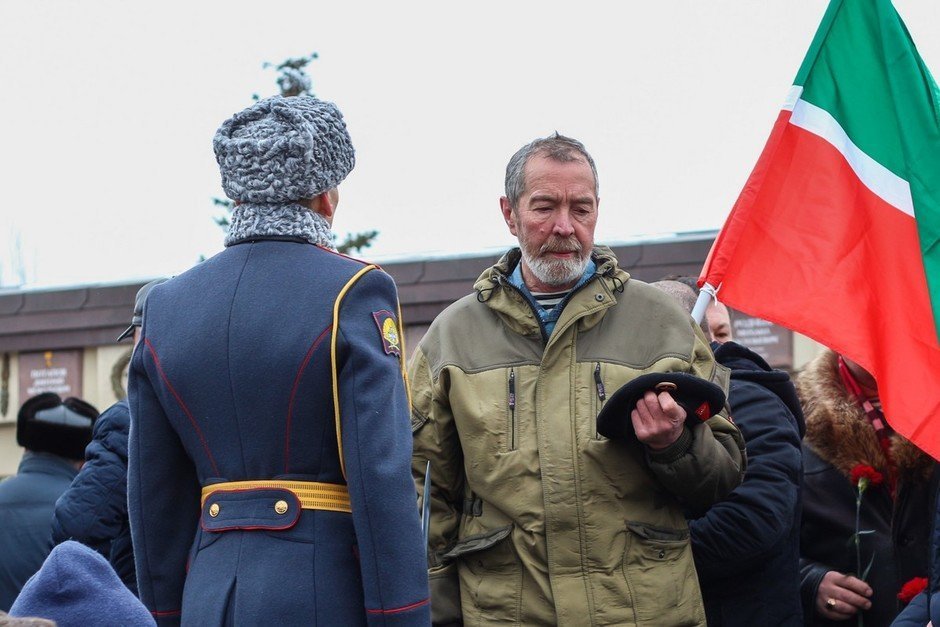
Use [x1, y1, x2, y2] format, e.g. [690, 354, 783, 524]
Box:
[794, 0, 940, 342]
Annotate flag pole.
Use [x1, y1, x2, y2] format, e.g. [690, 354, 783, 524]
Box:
[692, 283, 719, 325]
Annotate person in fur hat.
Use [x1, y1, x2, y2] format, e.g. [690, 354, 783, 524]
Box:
[127, 95, 429, 626]
[799, 349, 938, 626]
[0, 394, 98, 612]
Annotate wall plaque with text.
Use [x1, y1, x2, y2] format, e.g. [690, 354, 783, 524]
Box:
[731, 315, 793, 370]
[18, 350, 83, 401]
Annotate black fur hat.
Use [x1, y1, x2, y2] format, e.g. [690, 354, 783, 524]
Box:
[16, 393, 98, 460]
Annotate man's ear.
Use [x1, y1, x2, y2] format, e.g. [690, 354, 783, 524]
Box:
[499, 197, 517, 236]
[317, 190, 336, 221]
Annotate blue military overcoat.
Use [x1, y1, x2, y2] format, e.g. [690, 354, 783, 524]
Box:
[128, 236, 430, 626]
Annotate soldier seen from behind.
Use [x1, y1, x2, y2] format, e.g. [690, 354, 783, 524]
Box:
[127, 95, 429, 625]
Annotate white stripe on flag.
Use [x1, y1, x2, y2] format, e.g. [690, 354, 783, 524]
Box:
[788, 95, 915, 218]
[782, 85, 803, 112]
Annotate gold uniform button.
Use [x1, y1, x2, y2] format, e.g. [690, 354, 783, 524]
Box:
[208, 503, 220, 517]
[274, 500, 289, 515]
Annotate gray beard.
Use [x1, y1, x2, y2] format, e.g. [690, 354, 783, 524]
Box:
[520, 246, 589, 287]
[224, 203, 335, 249]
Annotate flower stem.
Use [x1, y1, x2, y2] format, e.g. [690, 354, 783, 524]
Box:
[856, 489, 863, 627]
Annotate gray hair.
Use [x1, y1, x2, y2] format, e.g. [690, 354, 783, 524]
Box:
[651, 280, 709, 337]
[504, 133, 599, 208]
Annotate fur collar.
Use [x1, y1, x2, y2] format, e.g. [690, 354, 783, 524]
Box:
[797, 350, 933, 483]
[224, 203, 335, 249]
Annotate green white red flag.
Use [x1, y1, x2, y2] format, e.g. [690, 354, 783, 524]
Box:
[699, 0, 940, 458]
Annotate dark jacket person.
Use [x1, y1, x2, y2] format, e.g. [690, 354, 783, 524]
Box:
[799, 350, 936, 626]
[51, 279, 166, 597]
[689, 341, 805, 626]
[127, 96, 429, 626]
[0, 394, 97, 611]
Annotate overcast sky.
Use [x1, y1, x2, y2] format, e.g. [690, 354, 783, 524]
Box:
[2, 1, 938, 288]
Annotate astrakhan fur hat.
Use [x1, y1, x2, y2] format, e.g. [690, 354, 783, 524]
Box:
[213, 95, 355, 205]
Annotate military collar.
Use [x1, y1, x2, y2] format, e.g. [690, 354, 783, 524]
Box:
[226, 234, 314, 247]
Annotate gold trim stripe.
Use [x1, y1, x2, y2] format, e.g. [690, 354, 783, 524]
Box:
[396, 298, 412, 410]
[331, 264, 378, 481]
[201, 480, 351, 513]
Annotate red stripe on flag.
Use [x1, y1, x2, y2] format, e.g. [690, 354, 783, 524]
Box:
[702, 120, 940, 458]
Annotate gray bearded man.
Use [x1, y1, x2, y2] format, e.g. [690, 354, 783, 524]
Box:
[410, 133, 746, 626]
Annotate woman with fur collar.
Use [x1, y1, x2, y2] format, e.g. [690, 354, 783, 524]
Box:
[798, 350, 937, 626]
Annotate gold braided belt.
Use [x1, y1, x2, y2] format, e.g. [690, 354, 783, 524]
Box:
[201, 480, 351, 514]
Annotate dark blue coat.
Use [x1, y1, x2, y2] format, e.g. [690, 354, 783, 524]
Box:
[0, 453, 78, 611]
[689, 341, 806, 626]
[51, 400, 136, 594]
[128, 237, 430, 626]
[893, 485, 940, 627]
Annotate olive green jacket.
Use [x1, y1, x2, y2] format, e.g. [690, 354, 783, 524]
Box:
[410, 247, 746, 626]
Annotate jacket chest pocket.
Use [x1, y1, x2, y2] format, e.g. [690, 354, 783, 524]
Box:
[498, 367, 528, 453]
[591, 362, 607, 440]
[622, 522, 702, 625]
[506, 368, 517, 452]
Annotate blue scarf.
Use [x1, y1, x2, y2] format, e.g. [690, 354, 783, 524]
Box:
[509, 259, 596, 336]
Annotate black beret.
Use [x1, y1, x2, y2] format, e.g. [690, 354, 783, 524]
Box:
[596, 372, 726, 441]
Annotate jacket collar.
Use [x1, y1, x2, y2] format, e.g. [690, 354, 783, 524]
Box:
[18, 451, 79, 480]
[473, 246, 629, 341]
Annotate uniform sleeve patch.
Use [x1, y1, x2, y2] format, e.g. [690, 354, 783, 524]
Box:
[372, 310, 401, 357]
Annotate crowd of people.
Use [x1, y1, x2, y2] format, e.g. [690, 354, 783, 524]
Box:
[0, 94, 937, 627]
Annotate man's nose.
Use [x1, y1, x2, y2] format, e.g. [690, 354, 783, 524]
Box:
[552, 209, 575, 236]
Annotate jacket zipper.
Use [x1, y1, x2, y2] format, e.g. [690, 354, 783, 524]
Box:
[508, 368, 516, 450]
[593, 362, 606, 401]
[594, 362, 606, 439]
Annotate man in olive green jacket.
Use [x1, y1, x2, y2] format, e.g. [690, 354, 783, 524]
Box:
[410, 134, 746, 626]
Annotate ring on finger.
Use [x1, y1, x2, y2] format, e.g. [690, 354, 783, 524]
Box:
[826, 598, 837, 609]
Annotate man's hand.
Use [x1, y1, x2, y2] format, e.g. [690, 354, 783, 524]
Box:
[815, 571, 872, 620]
[631, 390, 686, 450]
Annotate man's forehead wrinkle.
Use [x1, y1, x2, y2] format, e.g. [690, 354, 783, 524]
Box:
[528, 191, 562, 203]
[526, 189, 596, 203]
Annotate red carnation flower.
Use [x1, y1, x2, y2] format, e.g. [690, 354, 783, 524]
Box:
[898, 577, 928, 603]
[850, 464, 883, 487]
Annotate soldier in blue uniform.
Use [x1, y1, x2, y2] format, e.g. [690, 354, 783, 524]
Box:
[127, 95, 430, 626]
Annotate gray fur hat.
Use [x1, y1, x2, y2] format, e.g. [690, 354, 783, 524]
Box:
[213, 95, 355, 204]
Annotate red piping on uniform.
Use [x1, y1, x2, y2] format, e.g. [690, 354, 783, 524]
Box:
[366, 598, 430, 615]
[145, 339, 221, 477]
[285, 325, 332, 472]
[151, 609, 181, 617]
[315, 244, 379, 268]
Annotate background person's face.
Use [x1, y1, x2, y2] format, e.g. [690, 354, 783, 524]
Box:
[706, 302, 733, 343]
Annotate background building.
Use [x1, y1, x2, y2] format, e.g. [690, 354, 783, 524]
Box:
[0, 232, 823, 476]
